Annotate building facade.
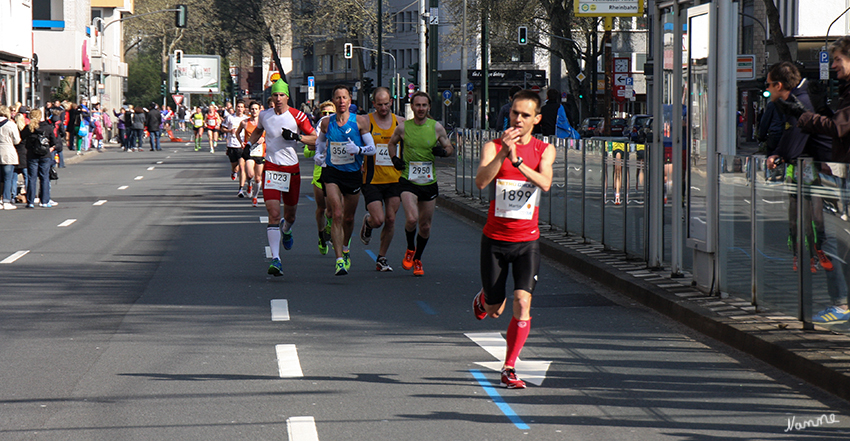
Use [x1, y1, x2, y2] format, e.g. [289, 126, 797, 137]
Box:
[0, 0, 35, 107]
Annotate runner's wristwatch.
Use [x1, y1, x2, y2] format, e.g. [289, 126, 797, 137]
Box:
[512, 157, 523, 168]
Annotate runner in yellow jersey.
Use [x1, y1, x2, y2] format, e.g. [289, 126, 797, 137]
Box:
[359, 87, 405, 271]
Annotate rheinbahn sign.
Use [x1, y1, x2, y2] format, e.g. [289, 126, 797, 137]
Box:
[575, 0, 643, 17]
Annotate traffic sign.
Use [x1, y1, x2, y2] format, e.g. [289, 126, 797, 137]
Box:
[443, 99, 451, 107]
[820, 51, 830, 80]
[307, 76, 315, 88]
[172, 94, 184, 106]
[576, 72, 586, 82]
[467, 92, 474, 104]
[442, 90, 452, 100]
[467, 82, 474, 92]
[531, 85, 540, 93]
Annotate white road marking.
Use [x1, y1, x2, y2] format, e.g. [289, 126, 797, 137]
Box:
[156, 161, 163, 164]
[260, 216, 269, 223]
[1, 250, 30, 264]
[118, 185, 129, 190]
[147, 166, 155, 171]
[275, 344, 304, 378]
[465, 332, 552, 387]
[57, 219, 77, 227]
[271, 299, 290, 321]
[134, 176, 143, 180]
[287, 416, 319, 441]
[93, 200, 108, 206]
[265, 246, 272, 258]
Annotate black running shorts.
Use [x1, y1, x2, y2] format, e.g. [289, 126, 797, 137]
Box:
[321, 166, 362, 196]
[399, 178, 438, 202]
[227, 147, 243, 163]
[479, 235, 540, 305]
[362, 182, 401, 207]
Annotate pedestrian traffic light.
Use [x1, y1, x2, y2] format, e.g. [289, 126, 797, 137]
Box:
[829, 78, 840, 100]
[408, 63, 419, 84]
[344, 43, 353, 59]
[175, 5, 188, 28]
[518, 26, 528, 45]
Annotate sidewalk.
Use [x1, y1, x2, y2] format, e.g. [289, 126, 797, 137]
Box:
[434, 165, 850, 403]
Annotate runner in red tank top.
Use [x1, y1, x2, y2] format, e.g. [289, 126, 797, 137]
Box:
[471, 90, 556, 389]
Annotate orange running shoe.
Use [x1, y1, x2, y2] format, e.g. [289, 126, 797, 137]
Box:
[402, 249, 415, 270]
[413, 259, 424, 276]
[817, 250, 834, 271]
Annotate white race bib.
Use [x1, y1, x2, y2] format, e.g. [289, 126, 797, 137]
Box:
[265, 170, 291, 192]
[250, 143, 263, 157]
[494, 179, 540, 220]
[330, 141, 354, 165]
[375, 144, 392, 167]
[408, 161, 433, 184]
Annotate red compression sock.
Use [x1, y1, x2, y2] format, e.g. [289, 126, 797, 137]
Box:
[505, 317, 531, 368]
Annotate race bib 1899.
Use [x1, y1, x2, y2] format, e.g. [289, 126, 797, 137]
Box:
[330, 141, 354, 165]
[265, 170, 291, 192]
[494, 179, 539, 220]
[408, 161, 433, 184]
[375, 144, 392, 167]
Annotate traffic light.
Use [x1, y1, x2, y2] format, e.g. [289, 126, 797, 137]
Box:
[174, 81, 179, 93]
[425, 28, 429, 47]
[174, 50, 183, 64]
[391, 77, 397, 99]
[344, 43, 353, 59]
[757, 77, 770, 98]
[363, 77, 374, 95]
[160, 82, 166, 96]
[175, 5, 187, 28]
[408, 63, 419, 85]
[829, 78, 840, 100]
[518, 26, 528, 45]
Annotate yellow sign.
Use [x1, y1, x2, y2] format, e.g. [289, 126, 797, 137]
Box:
[575, 0, 644, 17]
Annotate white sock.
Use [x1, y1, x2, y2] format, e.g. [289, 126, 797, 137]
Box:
[252, 181, 261, 198]
[267, 225, 281, 258]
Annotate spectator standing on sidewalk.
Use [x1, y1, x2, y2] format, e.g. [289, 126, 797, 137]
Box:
[21, 109, 57, 208]
[779, 37, 850, 324]
[130, 106, 145, 152]
[0, 105, 21, 210]
[146, 103, 163, 151]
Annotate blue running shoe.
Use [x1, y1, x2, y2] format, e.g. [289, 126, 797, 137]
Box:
[335, 259, 347, 276]
[268, 258, 283, 277]
[282, 230, 294, 250]
[813, 306, 850, 325]
[343, 250, 351, 271]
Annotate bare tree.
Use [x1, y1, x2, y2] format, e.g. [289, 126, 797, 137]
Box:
[761, 0, 793, 62]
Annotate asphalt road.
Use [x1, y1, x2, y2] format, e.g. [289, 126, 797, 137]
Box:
[2, 138, 850, 440]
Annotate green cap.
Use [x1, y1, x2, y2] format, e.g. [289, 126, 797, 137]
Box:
[271, 79, 289, 96]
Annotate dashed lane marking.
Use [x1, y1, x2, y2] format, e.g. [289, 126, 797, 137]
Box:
[118, 186, 129, 190]
[260, 216, 269, 223]
[275, 344, 304, 378]
[147, 166, 155, 171]
[57, 219, 77, 227]
[156, 161, 163, 164]
[271, 299, 290, 321]
[93, 200, 108, 206]
[286, 416, 320, 441]
[265, 246, 272, 258]
[134, 176, 143, 180]
[1, 250, 30, 264]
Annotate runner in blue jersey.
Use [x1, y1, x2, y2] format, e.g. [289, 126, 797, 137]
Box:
[315, 85, 377, 275]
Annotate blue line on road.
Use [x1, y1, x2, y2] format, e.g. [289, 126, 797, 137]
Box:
[305, 194, 315, 202]
[469, 369, 530, 430]
[364, 249, 377, 262]
[415, 301, 437, 315]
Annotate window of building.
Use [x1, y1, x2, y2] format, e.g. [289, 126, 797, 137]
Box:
[636, 15, 648, 30]
[741, 0, 754, 55]
[619, 17, 633, 31]
[33, 0, 52, 20]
